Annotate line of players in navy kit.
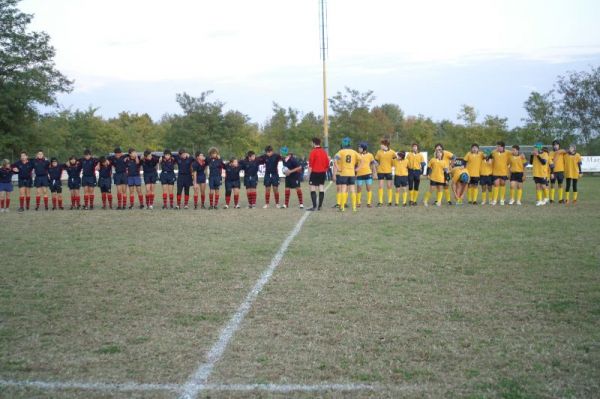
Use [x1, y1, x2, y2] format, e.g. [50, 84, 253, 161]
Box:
[0, 145, 305, 212]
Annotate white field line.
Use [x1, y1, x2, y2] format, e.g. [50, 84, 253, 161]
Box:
[0, 378, 179, 392]
[179, 183, 333, 399]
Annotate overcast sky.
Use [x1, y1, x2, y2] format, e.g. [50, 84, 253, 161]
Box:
[21, 0, 600, 127]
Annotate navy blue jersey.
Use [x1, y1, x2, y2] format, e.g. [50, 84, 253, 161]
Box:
[0, 167, 14, 183]
[283, 155, 300, 179]
[108, 155, 128, 174]
[99, 163, 112, 178]
[174, 155, 194, 176]
[12, 160, 34, 179]
[192, 160, 207, 178]
[125, 156, 141, 176]
[48, 165, 63, 180]
[160, 157, 176, 173]
[258, 153, 281, 174]
[239, 158, 260, 178]
[225, 164, 241, 182]
[32, 158, 50, 176]
[141, 155, 159, 175]
[65, 162, 82, 178]
[79, 157, 98, 177]
[206, 158, 224, 177]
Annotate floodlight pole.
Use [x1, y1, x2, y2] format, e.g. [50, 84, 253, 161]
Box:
[319, 0, 329, 154]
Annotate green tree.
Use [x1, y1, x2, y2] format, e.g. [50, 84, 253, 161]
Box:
[0, 0, 72, 153]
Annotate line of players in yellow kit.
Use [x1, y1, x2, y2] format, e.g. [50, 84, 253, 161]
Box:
[332, 138, 583, 211]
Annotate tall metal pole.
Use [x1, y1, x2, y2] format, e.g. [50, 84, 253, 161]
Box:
[319, 0, 329, 154]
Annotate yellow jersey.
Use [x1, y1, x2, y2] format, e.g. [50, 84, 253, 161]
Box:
[356, 152, 375, 177]
[463, 152, 484, 177]
[480, 158, 493, 176]
[550, 150, 566, 173]
[451, 167, 470, 184]
[375, 149, 396, 174]
[508, 154, 526, 173]
[531, 152, 549, 178]
[428, 158, 449, 184]
[407, 152, 424, 170]
[564, 153, 582, 179]
[335, 149, 360, 177]
[491, 150, 510, 176]
[393, 158, 409, 177]
[544, 153, 552, 178]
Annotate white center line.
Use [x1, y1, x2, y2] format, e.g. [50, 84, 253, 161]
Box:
[179, 183, 331, 399]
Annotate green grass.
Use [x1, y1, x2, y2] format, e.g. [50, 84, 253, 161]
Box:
[1, 180, 599, 398]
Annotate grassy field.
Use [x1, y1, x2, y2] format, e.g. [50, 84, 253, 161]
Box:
[1, 179, 599, 398]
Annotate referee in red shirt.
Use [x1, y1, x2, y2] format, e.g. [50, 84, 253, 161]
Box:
[306, 137, 330, 211]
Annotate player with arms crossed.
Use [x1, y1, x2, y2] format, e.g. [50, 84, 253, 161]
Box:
[306, 137, 329, 211]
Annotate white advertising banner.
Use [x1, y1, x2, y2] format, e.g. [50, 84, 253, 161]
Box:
[582, 156, 600, 172]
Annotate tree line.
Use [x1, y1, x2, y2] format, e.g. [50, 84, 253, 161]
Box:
[1, 0, 599, 161]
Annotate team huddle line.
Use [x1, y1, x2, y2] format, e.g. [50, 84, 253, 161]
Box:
[0, 137, 583, 213]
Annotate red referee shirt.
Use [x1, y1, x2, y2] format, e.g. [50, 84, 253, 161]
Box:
[308, 146, 329, 173]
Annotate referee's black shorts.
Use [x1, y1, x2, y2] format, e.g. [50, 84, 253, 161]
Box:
[309, 172, 326, 186]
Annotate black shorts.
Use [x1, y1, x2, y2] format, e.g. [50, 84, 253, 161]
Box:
[99, 177, 112, 193]
[68, 177, 81, 190]
[285, 177, 301, 189]
[394, 176, 408, 188]
[160, 171, 176, 185]
[551, 171, 564, 184]
[113, 172, 127, 186]
[480, 176, 492, 187]
[34, 175, 49, 187]
[18, 177, 33, 188]
[264, 173, 280, 187]
[225, 180, 240, 191]
[209, 175, 222, 190]
[177, 174, 192, 188]
[49, 179, 62, 193]
[492, 175, 508, 182]
[430, 181, 445, 187]
[377, 173, 393, 181]
[82, 175, 97, 187]
[244, 175, 258, 188]
[195, 175, 207, 184]
[534, 177, 547, 185]
[144, 172, 158, 185]
[510, 172, 524, 183]
[469, 177, 480, 185]
[309, 172, 326, 186]
[337, 176, 355, 185]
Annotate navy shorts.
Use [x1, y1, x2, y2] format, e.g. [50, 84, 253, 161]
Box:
[244, 175, 258, 189]
[82, 175, 97, 187]
[336, 176, 355, 185]
[160, 171, 176, 185]
[144, 172, 158, 185]
[177, 174, 192, 188]
[195, 175, 207, 184]
[209, 175, 222, 190]
[49, 179, 62, 193]
[534, 177, 547, 185]
[264, 173, 280, 187]
[113, 172, 127, 186]
[99, 177, 112, 193]
[285, 177, 301, 189]
[34, 175, 49, 187]
[335, 175, 342, 185]
[480, 176, 492, 187]
[510, 172, 524, 183]
[394, 176, 408, 188]
[377, 173, 393, 181]
[18, 178, 33, 188]
[469, 176, 480, 185]
[430, 181, 445, 187]
[551, 171, 564, 184]
[308, 172, 326, 186]
[492, 175, 508, 182]
[127, 176, 141, 186]
[68, 177, 81, 190]
[225, 180, 240, 191]
[0, 182, 13, 192]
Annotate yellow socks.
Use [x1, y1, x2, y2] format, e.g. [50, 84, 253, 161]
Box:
[536, 190, 542, 202]
[566, 192, 570, 202]
[472, 188, 479, 203]
[500, 186, 506, 201]
[558, 188, 564, 202]
[481, 191, 487, 203]
[357, 191, 362, 206]
[544, 188, 549, 200]
[517, 188, 523, 202]
[387, 188, 393, 204]
[467, 188, 472, 202]
[444, 188, 451, 202]
[573, 192, 578, 201]
[340, 192, 348, 210]
[378, 188, 383, 204]
[550, 188, 555, 201]
[492, 186, 499, 202]
[395, 192, 400, 205]
[402, 191, 408, 205]
[436, 191, 443, 204]
[351, 192, 357, 211]
[367, 191, 372, 205]
[424, 191, 431, 204]
[336, 192, 342, 206]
